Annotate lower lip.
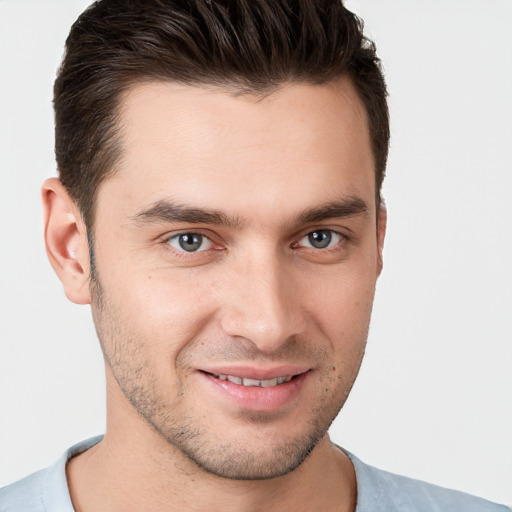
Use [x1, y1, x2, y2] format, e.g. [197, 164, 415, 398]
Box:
[198, 371, 309, 412]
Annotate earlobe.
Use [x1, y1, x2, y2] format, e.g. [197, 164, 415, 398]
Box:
[376, 202, 387, 276]
[42, 178, 91, 305]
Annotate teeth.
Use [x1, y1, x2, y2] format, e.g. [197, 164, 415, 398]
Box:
[214, 373, 294, 387]
[226, 375, 242, 385]
[260, 378, 278, 387]
[242, 378, 261, 387]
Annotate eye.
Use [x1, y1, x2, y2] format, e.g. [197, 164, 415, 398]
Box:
[167, 232, 213, 253]
[298, 229, 343, 249]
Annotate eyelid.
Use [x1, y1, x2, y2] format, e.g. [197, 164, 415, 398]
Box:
[296, 226, 346, 239]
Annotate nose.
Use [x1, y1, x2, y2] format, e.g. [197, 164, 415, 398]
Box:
[219, 254, 306, 353]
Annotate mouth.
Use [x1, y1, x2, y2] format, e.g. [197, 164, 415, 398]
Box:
[203, 372, 296, 387]
[198, 367, 311, 412]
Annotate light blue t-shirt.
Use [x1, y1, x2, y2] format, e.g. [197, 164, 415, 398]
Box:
[0, 436, 509, 511]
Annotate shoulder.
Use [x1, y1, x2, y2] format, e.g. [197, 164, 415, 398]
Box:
[0, 436, 103, 512]
[345, 451, 511, 512]
[0, 469, 47, 512]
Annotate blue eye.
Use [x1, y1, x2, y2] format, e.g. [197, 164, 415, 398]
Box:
[167, 233, 213, 252]
[299, 230, 342, 249]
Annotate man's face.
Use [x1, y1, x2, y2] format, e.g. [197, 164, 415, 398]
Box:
[90, 78, 384, 479]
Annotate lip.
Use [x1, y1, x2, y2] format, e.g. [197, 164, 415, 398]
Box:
[197, 365, 311, 412]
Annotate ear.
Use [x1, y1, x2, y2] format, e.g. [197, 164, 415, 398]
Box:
[376, 201, 387, 276]
[42, 178, 91, 304]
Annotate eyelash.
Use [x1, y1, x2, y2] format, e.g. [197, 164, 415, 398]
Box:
[163, 228, 348, 256]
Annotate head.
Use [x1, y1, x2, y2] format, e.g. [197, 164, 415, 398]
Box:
[44, 0, 389, 481]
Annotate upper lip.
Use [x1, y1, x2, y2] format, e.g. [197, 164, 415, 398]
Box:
[197, 365, 310, 380]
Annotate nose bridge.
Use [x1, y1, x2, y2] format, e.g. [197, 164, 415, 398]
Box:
[220, 247, 304, 352]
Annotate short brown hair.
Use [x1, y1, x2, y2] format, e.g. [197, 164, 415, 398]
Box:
[54, 0, 389, 228]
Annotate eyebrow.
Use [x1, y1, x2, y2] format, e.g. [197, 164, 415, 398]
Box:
[293, 197, 369, 224]
[131, 196, 369, 229]
[131, 201, 244, 229]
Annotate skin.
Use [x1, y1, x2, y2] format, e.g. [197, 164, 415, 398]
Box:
[43, 77, 386, 512]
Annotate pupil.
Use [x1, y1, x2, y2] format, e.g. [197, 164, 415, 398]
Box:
[179, 233, 202, 251]
[309, 230, 331, 249]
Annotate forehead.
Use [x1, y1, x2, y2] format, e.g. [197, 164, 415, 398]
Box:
[98, 78, 375, 220]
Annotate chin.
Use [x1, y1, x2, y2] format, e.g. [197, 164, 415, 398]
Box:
[175, 431, 323, 480]
[149, 404, 336, 481]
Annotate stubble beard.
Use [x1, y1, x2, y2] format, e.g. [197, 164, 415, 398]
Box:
[90, 272, 366, 481]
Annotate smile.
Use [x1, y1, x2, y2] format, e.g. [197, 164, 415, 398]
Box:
[199, 368, 311, 411]
[206, 372, 294, 387]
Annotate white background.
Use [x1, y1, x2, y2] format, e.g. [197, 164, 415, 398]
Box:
[0, 0, 511, 505]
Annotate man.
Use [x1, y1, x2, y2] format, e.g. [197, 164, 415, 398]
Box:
[0, 1, 509, 511]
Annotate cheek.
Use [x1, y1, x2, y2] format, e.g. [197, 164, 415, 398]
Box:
[307, 263, 376, 330]
[96, 259, 220, 359]
[316, 276, 374, 391]
[305, 265, 376, 374]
